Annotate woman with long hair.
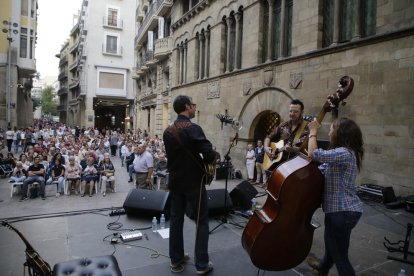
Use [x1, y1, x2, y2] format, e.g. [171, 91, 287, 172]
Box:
[306, 117, 364, 276]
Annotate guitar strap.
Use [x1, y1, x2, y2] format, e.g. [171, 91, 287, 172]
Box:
[165, 122, 208, 177]
[293, 119, 308, 144]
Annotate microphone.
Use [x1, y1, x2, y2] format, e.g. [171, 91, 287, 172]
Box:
[234, 132, 238, 145]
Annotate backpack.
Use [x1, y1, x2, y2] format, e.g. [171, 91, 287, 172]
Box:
[16, 132, 21, 140]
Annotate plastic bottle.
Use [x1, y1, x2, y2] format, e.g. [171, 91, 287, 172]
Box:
[152, 217, 158, 233]
[251, 199, 257, 211]
[397, 269, 406, 276]
[160, 214, 166, 229]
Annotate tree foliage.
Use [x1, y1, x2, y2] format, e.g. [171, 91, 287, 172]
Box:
[32, 97, 41, 112]
[41, 85, 58, 116]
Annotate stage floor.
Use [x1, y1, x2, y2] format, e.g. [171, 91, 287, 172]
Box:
[0, 153, 413, 275]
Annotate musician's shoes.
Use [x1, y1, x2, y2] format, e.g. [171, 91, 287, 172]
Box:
[306, 256, 328, 276]
[19, 196, 27, 201]
[128, 178, 133, 183]
[196, 261, 213, 275]
[170, 253, 190, 273]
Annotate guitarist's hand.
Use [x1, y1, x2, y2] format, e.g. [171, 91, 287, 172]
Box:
[285, 144, 296, 153]
[265, 147, 274, 159]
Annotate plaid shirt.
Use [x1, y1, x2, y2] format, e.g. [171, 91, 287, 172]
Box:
[313, 147, 363, 214]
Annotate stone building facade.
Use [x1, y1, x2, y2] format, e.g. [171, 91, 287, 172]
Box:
[0, 0, 37, 129]
[134, 0, 414, 194]
[62, 0, 136, 130]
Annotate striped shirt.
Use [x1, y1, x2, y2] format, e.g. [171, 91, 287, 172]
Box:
[313, 147, 363, 214]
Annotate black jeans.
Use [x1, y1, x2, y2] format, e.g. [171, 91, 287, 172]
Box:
[319, 211, 362, 276]
[169, 186, 209, 270]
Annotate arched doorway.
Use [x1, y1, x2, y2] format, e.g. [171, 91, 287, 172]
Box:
[252, 110, 282, 142]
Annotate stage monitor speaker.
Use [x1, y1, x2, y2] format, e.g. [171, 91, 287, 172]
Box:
[230, 181, 258, 210]
[186, 189, 233, 219]
[123, 189, 170, 218]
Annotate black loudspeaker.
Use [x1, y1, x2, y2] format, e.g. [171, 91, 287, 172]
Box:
[207, 189, 233, 215]
[215, 166, 227, 180]
[123, 189, 170, 218]
[186, 189, 233, 219]
[229, 181, 258, 210]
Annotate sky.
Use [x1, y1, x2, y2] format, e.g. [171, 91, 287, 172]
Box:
[35, 0, 83, 79]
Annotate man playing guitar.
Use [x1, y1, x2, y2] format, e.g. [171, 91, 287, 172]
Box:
[263, 99, 309, 172]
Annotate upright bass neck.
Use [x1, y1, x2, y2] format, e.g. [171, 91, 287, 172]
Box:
[299, 76, 354, 153]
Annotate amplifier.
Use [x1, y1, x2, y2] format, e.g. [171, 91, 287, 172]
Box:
[357, 184, 395, 203]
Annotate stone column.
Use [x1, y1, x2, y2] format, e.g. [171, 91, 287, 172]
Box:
[178, 45, 183, 84]
[278, 0, 286, 58]
[234, 12, 241, 70]
[225, 16, 233, 73]
[198, 33, 204, 79]
[183, 42, 188, 83]
[332, 0, 340, 45]
[266, 0, 275, 62]
[353, 0, 361, 40]
[204, 29, 210, 78]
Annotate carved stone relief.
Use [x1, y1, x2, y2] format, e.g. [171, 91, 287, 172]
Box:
[263, 67, 274, 86]
[243, 78, 252, 96]
[290, 72, 303, 89]
[207, 80, 220, 99]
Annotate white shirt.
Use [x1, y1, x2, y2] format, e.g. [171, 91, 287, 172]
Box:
[133, 151, 154, 173]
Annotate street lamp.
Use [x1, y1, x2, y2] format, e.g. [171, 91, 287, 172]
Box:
[2, 20, 19, 128]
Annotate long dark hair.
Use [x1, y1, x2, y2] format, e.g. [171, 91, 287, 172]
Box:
[330, 118, 364, 171]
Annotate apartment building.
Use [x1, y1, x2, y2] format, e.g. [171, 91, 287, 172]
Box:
[132, 0, 173, 134]
[0, 0, 37, 128]
[133, 0, 414, 193]
[56, 40, 69, 124]
[64, 0, 136, 130]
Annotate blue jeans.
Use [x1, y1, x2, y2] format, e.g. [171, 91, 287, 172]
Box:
[22, 176, 46, 197]
[47, 176, 65, 193]
[128, 164, 135, 178]
[319, 211, 362, 276]
[169, 186, 209, 270]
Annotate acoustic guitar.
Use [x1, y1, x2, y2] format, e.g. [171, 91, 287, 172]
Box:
[2, 221, 52, 276]
[262, 140, 285, 171]
[263, 115, 314, 171]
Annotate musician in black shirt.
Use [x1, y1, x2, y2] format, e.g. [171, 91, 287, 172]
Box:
[163, 95, 216, 274]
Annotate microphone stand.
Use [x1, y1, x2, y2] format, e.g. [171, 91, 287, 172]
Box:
[209, 133, 243, 234]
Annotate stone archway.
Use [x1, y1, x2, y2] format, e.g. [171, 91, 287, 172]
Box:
[236, 86, 293, 141]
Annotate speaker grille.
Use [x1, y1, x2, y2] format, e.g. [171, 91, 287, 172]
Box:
[123, 189, 170, 218]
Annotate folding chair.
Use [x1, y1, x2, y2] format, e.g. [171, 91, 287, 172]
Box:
[0, 163, 14, 177]
[9, 180, 25, 198]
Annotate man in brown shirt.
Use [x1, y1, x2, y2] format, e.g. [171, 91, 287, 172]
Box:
[264, 99, 309, 171]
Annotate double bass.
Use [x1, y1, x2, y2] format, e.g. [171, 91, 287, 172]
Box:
[241, 76, 354, 271]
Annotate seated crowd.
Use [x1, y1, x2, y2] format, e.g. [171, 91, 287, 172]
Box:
[2, 119, 169, 201]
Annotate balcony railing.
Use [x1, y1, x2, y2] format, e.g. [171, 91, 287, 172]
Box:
[69, 56, 80, 71]
[57, 87, 68, 96]
[69, 80, 79, 89]
[58, 72, 68, 81]
[69, 38, 80, 54]
[70, 22, 79, 35]
[155, 0, 173, 17]
[103, 16, 123, 29]
[154, 36, 172, 60]
[102, 45, 123, 56]
[134, 0, 173, 47]
[59, 56, 68, 66]
[135, 3, 154, 46]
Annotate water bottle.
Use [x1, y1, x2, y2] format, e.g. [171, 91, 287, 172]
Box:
[397, 269, 406, 276]
[251, 199, 257, 212]
[160, 214, 166, 229]
[152, 217, 158, 233]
